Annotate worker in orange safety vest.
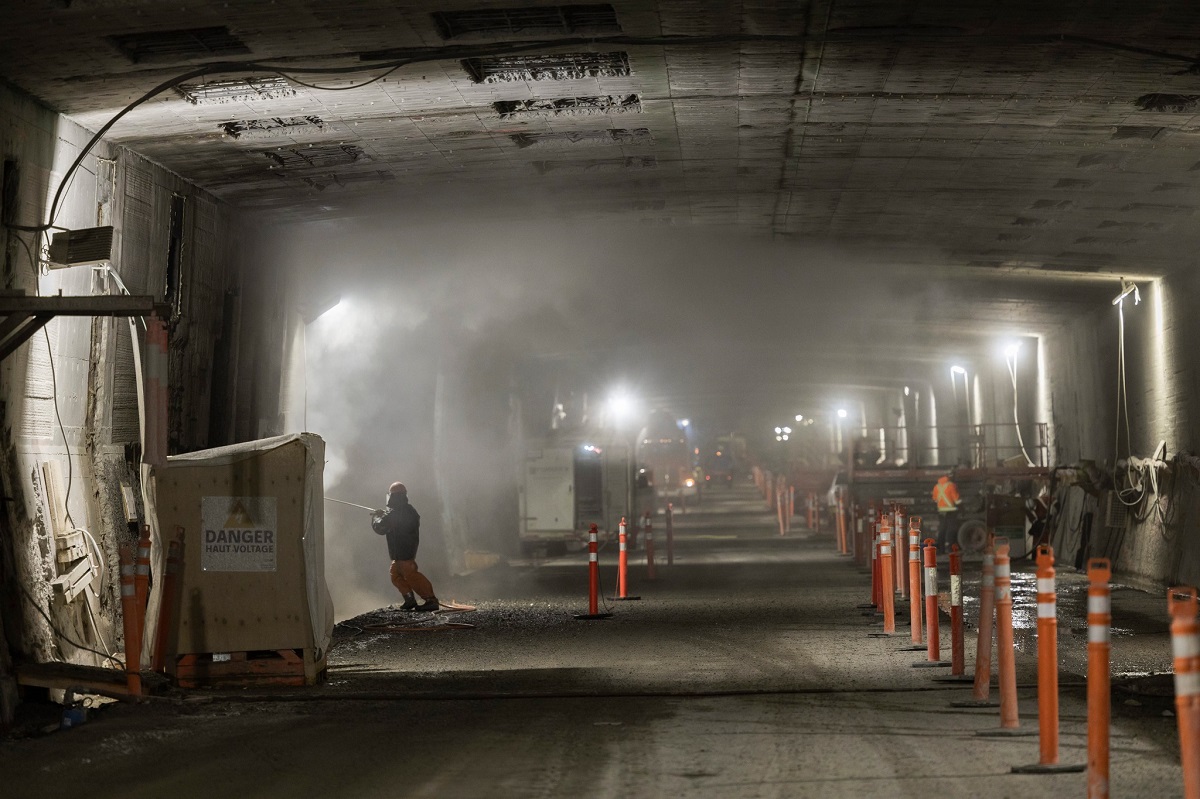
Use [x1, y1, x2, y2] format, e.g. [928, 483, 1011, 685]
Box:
[932, 473, 961, 553]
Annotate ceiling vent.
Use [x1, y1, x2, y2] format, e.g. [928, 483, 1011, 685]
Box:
[177, 77, 296, 105]
[264, 145, 368, 170]
[301, 171, 396, 191]
[432, 4, 620, 39]
[495, 94, 641, 118]
[463, 51, 630, 83]
[511, 128, 652, 149]
[109, 26, 251, 64]
[221, 116, 325, 140]
[47, 227, 114, 269]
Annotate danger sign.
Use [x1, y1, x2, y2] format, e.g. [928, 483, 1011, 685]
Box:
[201, 496, 278, 572]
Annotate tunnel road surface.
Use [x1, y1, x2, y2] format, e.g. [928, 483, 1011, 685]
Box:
[1, 481, 1184, 798]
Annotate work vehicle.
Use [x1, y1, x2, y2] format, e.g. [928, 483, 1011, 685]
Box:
[518, 431, 653, 555]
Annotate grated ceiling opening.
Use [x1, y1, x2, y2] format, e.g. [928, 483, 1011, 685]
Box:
[463, 51, 630, 83]
[177, 77, 296, 104]
[263, 145, 368, 169]
[533, 156, 656, 174]
[108, 26, 251, 64]
[221, 116, 325, 140]
[495, 94, 641, 118]
[511, 128, 652, 148]
[432, 4, 620, 38]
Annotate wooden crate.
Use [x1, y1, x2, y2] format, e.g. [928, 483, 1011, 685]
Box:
[171, 647, 325, 689]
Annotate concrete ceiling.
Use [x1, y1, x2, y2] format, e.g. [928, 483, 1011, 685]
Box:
[1, 0, 1193, 428]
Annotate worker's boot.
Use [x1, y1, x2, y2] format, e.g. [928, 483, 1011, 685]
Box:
[399, 595, 419, 611]
[415, 596, 440, 612]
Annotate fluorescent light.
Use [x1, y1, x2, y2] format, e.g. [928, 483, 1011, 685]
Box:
[950, 365, 966, 375]
[795, 414, 803, 422]
[837, 409, 848, 419]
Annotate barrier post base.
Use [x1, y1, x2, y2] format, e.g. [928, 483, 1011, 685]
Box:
[607, 596, 641, 601]
[896, 645, 926, 652]
[931, 675, 976, 683]
[867, 632, 895, 638]
[573, 613, 614, 620]
[976, 727, 1035, 738]
[1011, 762, 1086, 775]
[912, 661, 951, 668]
[950, 699, 1000, 708]
[855, 603, 877, 609]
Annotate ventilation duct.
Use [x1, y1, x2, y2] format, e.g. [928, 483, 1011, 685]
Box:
[47, 226, 114, 269]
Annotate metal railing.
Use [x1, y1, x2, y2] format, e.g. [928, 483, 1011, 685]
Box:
[856, 423, 1050, 469]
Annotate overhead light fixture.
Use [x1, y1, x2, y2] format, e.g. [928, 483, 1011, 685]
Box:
[795, 414, 803, 422]
[774, 427, 782, 434]
[950, 365, 966, 375]
[1004, 342, 1021, 358]
[903, 386, 910, 396]
[782, 434, 789, 441]
[783, 427, 792, 435]
[1112, 281, 1140, 306]
[837, 409, 848, 419]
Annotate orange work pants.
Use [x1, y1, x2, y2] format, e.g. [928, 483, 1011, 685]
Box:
[390, 559, 434, 599]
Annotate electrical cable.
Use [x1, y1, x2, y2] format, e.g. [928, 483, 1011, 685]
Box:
[43, 327, 76, 529]
[274, 64, 405, 91]
[17, 582, 125, 669]
[1005, 351, 1035, 467]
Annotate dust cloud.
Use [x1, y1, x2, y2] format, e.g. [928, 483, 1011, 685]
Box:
[271, 208, 935, 620]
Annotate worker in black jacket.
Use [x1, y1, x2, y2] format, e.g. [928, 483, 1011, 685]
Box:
[371, 482, 438, 611]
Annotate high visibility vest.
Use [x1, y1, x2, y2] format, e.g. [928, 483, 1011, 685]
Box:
[933, 479, 959, 512]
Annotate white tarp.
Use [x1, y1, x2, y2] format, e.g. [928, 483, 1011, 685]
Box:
[146, 433, 334, 657]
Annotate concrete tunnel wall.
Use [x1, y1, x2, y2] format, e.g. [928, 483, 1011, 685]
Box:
[0, 82, 294, 709]
[1041, 272, 1200, 590]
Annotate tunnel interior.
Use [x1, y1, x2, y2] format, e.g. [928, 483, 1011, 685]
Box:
[0, 2, 1199, 791]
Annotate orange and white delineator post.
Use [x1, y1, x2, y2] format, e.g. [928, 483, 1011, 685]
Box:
[807, 492, 816, 531]
[135, 525, 152, 616]
[872, 516, 896, 635]
[645, 513, 658, 580]
[1087, 558, 1112, 797]
[1169, 586, 1200, 799]
[788, 486, 795, 522]
[613, 518, 640, 601]
[994, 539, 1020, 729]
[953, 544, 997, 706]
[895, 505, 908, 599]
[870, 515, 882, 609]
[913, 539, 949, 667]
[1012, 545, 1084, 773]
[665, 503, 675, 566]
[836, 490, 847, 554]
[777, 487, 787, 536]
[118, 545, 142, 696]
[949, 544, 965, 675]
[908, 516, 923, 644]
[573, 524, 612, 620]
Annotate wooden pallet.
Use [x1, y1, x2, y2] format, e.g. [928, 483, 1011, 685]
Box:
[171, 648, 325, 688]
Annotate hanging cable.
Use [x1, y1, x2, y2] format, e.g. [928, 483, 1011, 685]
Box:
[1005, 348, 1035, 467]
